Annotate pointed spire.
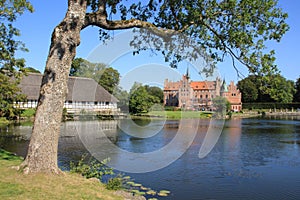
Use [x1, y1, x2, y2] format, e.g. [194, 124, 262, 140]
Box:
[221, 78, 228, 92]
[186, 66, 190, 80]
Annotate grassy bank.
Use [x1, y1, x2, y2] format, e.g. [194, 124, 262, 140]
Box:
[0, 149, 125, 200]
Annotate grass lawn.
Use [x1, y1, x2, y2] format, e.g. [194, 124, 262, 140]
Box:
[0, 149, 124, 200]
[146, 111, 213, 119]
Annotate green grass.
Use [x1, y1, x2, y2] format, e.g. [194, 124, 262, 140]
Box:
[146, 111, 213, 119]
[0, 149, 125, 200]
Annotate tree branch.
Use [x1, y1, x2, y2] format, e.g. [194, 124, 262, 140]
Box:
[83, 11, 191, 39]
[199, 15, 251, 68]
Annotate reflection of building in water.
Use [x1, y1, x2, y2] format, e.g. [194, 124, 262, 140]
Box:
[59, 120, 118, 154]
[163, 69, 242, 111]
[98, 120, 118, 131]
[223, 119, 242, 151]
[164, 121, 179, 129]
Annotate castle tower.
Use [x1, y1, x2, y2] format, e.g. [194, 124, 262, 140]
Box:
[186, 67, 190, 80]
[178, 67, 192, 109]
[220, 79, 228, 96]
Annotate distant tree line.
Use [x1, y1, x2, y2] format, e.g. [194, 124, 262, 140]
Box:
[237, 74, 300, 103]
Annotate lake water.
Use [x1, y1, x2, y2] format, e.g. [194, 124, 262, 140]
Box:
[1, 116, 300, 200]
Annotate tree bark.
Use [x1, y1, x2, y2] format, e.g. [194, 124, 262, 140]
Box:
[21, 0, 87, 174]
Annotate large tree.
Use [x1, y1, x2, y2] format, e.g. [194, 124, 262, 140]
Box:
[263, 75, 295, 103]
[22, 0, 288, 173]
[129, 83, 161, 114]
[0, 0, 33, 75]
[145, 85, 164, 103]
[237, 76, 258, 103]
[0, 0, 33, 119]
[0, 73, 25, 119]
[129, 84, 152, 114]
[98, 67, 120, 94]
[70, 58, 120, 94]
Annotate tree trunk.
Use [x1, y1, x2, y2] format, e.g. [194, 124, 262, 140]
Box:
[21, 0, 87, 174]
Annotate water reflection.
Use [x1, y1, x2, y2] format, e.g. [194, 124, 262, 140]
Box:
[58, 120, 118, 169]
[77, 119, 201, 173]
[0, 124, 31, 157]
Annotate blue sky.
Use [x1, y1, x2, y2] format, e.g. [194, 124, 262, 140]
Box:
[15, 0, 300, 89]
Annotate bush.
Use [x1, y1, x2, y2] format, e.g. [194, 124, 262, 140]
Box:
[0, 117, 9, 124]
[243, 103, 300, 110]
[20, 109, 36, 118]
[106, 177, 123, 190]
[70, 156, 113, 180]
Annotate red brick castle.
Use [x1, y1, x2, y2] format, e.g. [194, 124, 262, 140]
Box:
[163, 69, 242, 111]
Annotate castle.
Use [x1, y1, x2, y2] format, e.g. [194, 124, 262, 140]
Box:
[163, 70, 242, 111]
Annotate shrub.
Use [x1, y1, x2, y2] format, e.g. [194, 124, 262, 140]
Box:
[106, 177, 123, 190]
[70, 156, 113, 180]
[0, 117, 9, 124]
[243, 103, 300, 110]
[20, 109, 36, 118]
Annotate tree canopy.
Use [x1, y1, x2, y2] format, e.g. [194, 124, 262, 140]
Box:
[237, 76, 258, 103]
[294, 77, 300, 102]
[0, 0, 33, 119]
[129, 82, 161, 114]
[145, 85, 164, 103]
[24, 67, 41, 73]
[70, 58, 120, 94]
[86, 0, 288, 77]
[0, 0, 33, 76]
[237, 74, 295, 103]
[0, 73, 25, 119]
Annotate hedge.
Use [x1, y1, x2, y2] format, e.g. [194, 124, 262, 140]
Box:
[243, 103, 300, 110]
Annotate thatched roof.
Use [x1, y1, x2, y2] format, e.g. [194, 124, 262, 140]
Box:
[19, 73, 118, 103]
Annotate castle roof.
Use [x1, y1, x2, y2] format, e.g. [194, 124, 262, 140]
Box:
[164, 81, 181, 91]
[190, 81, 216, 90]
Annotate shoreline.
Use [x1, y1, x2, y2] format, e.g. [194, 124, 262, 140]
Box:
[1, 111, 300, 126]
